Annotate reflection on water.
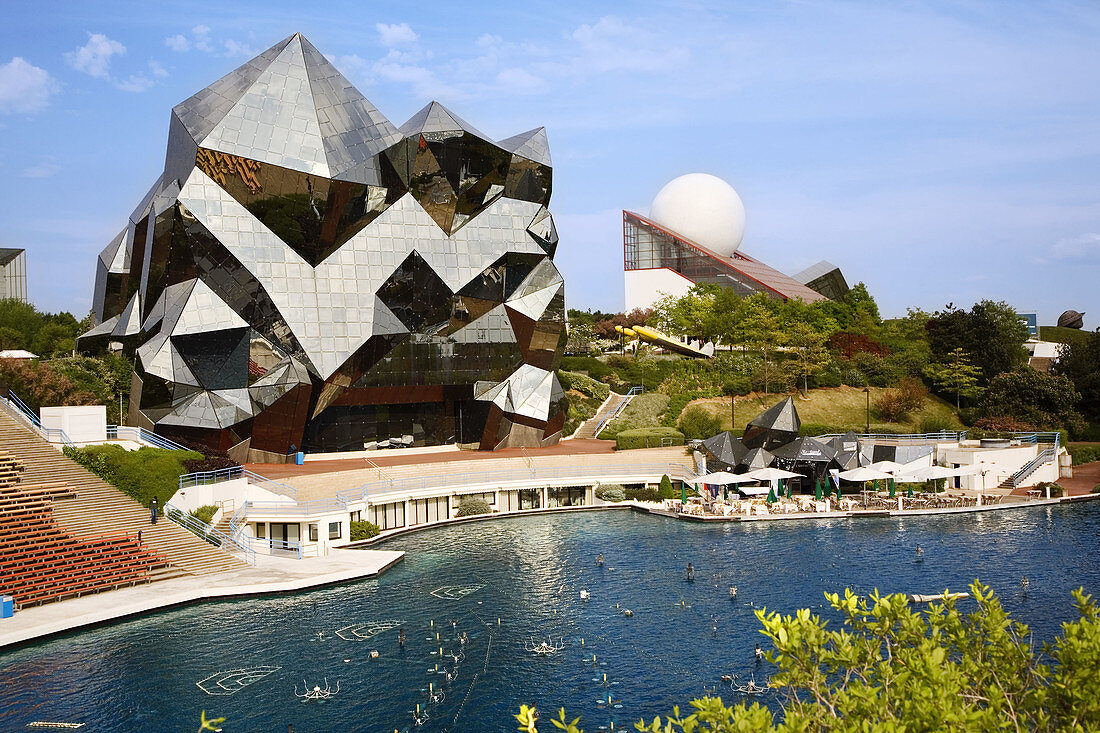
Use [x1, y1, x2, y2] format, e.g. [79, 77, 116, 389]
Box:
[1, 503, 1098, 732]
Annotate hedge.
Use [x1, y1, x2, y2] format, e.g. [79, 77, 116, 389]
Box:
[64, 444, 203, 508]
[1068, 445, 1100, 466]
[615, 427, 685, 450]
[455, 497, 492, 517]
[595, 484, 625, 502]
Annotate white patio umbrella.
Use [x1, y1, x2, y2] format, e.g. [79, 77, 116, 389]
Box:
[837, 467, 895, 482]
[744, 467, 803, 482]
[902, 465, 971, 482]
[694, 471, 761, 485]
[868, 460, 910, 474]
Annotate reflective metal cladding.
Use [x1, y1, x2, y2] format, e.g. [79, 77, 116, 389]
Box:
[78, 33, 566, 460]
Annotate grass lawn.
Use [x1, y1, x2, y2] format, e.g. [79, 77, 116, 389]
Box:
[683, 385, 965, 434]
[1039, 325, 1092, 347]
[598, 392, 670, 439]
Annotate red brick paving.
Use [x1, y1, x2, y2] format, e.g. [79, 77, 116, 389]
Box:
[248, 438, 617, 479]
[1060, 461, 1100, 496]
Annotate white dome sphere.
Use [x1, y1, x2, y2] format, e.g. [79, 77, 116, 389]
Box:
[648, 173, 746, 257]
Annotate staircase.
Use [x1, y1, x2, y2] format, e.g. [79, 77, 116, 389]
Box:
[0, 410, 245, 576]
[573, 391, 633, 440]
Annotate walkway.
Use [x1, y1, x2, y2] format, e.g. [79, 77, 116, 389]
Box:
[250, 438, 618, 481]
[1058, 461, 1100, 496]
[0, 548, 403, 650]
[571, 392, 628, 440]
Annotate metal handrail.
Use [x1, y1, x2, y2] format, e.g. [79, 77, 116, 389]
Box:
[165, 502, 256, 565]
[1, 390, 75, 447]
[178, 465, 298, 500]
[594, 386, 643, 439]
[814, 431, 967, 443]
[1006, 448, 1057, 488]
[107, 425, 189, 451]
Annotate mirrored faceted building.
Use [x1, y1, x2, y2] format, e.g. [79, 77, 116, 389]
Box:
[78, 33, 567, 460]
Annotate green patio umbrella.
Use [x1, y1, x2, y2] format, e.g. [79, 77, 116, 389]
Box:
[681, 484, 687, 504]
[766, 487, 777, 503]
[888, 479, 896, 498]
[873, 479, 879, 492]
[785, 482, 792, 499]
[835, 484, 842, 501]
[907, 484, 914, 498]
[814, 479, 823, 501]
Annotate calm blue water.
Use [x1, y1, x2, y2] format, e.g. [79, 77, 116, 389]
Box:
[2, 503, 1099, 732]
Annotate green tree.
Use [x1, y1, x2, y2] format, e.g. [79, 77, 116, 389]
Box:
[924, 347, 983, 409]
[978, 368, 1083, 432]
[741, 301, 785, 395]
[927, 300, 1029, 385]
[1052, 328, 1100, 423]
[786, 322, 831, 395]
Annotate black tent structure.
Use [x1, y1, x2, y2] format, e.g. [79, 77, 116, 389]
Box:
[742, 397, 800, 450]
[827, 431, 861, 471]
[771, 436, 837, 492]
[701, 431, 748, 471]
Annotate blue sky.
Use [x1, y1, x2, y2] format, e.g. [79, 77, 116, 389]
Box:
[1, 1, 1098, 327]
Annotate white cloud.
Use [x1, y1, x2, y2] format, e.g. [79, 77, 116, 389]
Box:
[0, 57, 58, 114]
[65, 32, 125, 80]
[22, 158, 59, 178]
[1051, 233, 1100, 261]
[192, 25, 213, 53]
[376, 22, 418, 47]
[165, 34, 189, 53]
[116, 74, 154, 92]
[148, 60, 168, 79]
[223, 39, 258, 58]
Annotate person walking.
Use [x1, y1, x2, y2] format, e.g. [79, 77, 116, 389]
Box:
[150, 497, 159, 525]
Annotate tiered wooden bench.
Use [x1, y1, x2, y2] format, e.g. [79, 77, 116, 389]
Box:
[0, 452, 170, 610]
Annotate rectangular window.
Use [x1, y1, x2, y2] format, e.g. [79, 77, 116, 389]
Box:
[255, 522, 266, 539]
[309, 524, 318, 542]
[328, 521, 341, 540]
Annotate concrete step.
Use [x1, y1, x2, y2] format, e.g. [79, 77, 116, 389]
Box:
[0, 410, 246, 577]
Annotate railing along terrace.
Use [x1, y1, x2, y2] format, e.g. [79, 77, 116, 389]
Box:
[814, 431, 968, 443]
[1, 390, 76, 447]
[178, 465, 298, 500]
[107, 425, 189, 451]
[165, 502, 257, 565]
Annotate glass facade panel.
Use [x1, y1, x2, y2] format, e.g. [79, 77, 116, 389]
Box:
[77, 34, 568, 457]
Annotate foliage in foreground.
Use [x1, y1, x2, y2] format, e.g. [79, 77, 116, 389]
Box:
[516, 581, 1100, 732]
[455, 497, 492, 517]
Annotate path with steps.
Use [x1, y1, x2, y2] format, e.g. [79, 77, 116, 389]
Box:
[572, 392, 631, 440]
[0, 411, 245, 577]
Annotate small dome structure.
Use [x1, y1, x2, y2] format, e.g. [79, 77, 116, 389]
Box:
[649, 173, 746, 258]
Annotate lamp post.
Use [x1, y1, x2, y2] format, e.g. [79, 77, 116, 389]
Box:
[863, 386, 871, 434]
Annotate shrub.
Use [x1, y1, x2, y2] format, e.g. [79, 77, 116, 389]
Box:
[1034, 481, 1065, 497]
[181, 455, 239, 473]
[624, 485, 660, 501]
[1092, 483, 1100, 494]
[658, 474, 676, 499]
[1069, 445, 1100, 465]
[614, 427, 684, 450]
[918, 414, 955, 434]
[595, 484, 625, 502]
[557, 370, 610, 400]
[873, 377, 927, 422]
[677, 404, 723, 440]
[455, 497, 492, 517]
[799, 422, 856, 437]
[64, 444, 203, 508]
[350, 520, 381, 541]
[189, 504, 218, 524]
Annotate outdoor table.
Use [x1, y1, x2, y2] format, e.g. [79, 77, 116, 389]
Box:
[1026, 490, 1041, 500]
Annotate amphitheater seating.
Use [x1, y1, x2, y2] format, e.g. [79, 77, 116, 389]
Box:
[0, 451, 170, 610]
